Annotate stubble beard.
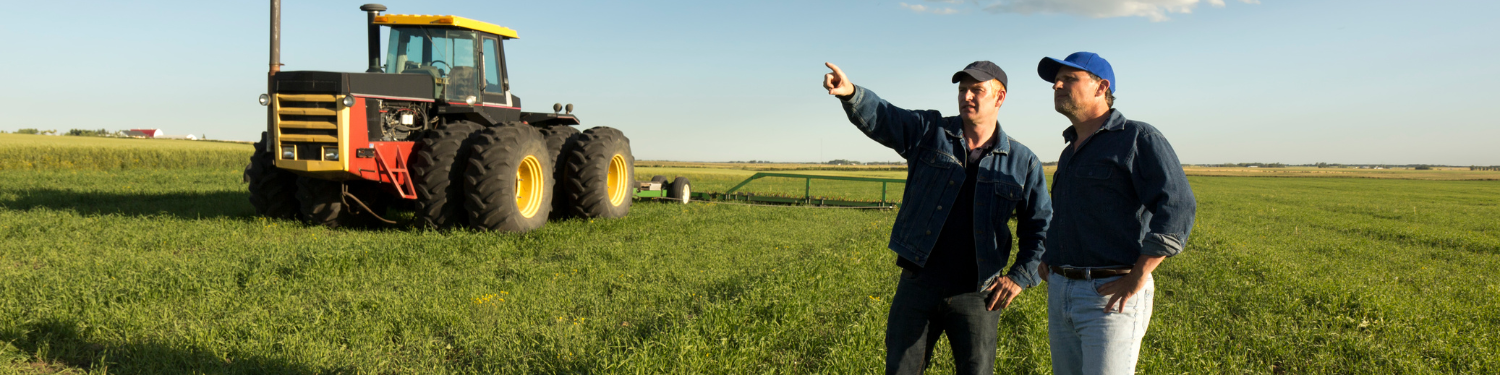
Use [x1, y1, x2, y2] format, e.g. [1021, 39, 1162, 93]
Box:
[1055, 96, 1086, 119]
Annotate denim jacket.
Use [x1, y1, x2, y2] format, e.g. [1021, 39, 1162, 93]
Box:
[1044, 109, 1196, 268]
[841, 85, 1052, 290]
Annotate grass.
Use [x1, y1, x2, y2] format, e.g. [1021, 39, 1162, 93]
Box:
[0, 168, 900, 374]
[1142, 177, 1499, 373]
[0, 134, 250, 171]
[0, 148, 1497, 373]
[1180, 166, 1500, 180]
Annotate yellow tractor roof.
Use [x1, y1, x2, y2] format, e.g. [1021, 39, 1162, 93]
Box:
[373, 14, 518, 39]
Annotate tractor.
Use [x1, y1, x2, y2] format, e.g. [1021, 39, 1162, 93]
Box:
[246, 3, 646, 232]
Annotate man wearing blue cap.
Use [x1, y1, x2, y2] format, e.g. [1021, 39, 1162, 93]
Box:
[1035, 52, 1197, 374]
[821, 61, 1052, 374]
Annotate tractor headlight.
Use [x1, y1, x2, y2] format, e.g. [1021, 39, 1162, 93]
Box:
[258, 94, 270, 106]
[281, 145, 295, 159]
[342, 96, 355, 107]
[323, 147, 339, 161]
[465, 96, 477, 105]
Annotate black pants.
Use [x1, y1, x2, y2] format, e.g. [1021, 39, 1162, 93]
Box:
[885, 270, 1000, 375]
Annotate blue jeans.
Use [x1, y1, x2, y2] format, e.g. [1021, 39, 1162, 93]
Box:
[1047, 273, 1154, 375]
[885, 270, 1000, 375]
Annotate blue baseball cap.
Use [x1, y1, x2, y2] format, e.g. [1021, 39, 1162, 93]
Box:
[1038, 52, 1116, 93]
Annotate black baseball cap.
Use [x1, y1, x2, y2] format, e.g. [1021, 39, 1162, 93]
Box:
[951, 61, 1008, 90]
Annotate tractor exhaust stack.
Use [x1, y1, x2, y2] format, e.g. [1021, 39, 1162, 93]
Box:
[361, 4, 388, 73]
[267, 0, 281, 151]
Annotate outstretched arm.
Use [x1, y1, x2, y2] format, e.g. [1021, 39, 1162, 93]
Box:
[824, 62, 940, 159]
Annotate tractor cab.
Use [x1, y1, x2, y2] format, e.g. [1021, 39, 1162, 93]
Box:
[375, 15, 518, 108]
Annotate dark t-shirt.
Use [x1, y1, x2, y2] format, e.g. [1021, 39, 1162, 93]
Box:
[898, 137, 993, 294]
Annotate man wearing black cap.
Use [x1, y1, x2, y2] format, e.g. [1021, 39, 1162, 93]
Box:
[1035, 52, 1196, 375]
[822, 61, 1051, 374]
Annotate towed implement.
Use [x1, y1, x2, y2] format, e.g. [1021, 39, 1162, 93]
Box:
[632, 172, 902, 209]
[682, 173, 901, 208]
[247, 2, 639, 232]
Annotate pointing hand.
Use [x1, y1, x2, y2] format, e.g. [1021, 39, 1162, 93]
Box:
[823, 62, 854, 97]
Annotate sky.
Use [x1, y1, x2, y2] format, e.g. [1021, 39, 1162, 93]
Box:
[2, 0, 1497, 165]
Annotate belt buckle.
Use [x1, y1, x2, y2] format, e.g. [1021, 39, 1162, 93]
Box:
[1083, 268, 1092, 280]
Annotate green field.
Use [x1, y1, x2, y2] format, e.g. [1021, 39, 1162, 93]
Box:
[0, 134, 249, 171]
[1, 140, 1498, 374]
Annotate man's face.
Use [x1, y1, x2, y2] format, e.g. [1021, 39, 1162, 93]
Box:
[957, 77, 1005, 124]
[1052, 67, 1106, 117]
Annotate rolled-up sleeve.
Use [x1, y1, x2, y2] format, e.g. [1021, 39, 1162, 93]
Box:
[1006, 156, 1052, 288]
[1131, 131, 1197, 257]
[841, 85, 942, 159]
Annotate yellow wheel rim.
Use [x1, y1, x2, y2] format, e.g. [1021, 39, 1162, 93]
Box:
[606, 153, 628, 206]
[515, 155, 544, 218]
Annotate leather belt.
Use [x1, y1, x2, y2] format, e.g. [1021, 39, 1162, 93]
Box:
[1050, 265, 1131, 280]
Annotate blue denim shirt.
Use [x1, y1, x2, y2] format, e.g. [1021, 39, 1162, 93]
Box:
[841, 85, 1052, 290]
[1044, 109, 1197, 268]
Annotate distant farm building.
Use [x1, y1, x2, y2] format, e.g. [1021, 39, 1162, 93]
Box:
[156, 134, 199, 140]
[125, 129, 164, 138]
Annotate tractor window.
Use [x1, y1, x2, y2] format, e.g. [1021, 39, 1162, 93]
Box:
[384, 27, 482, 101]
[385, 27, 434, 75]
[441, 30, 480, 102]
[482, 38, 503, 93]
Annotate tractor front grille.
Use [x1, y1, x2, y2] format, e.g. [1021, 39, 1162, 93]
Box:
[275, 94, 342, 161]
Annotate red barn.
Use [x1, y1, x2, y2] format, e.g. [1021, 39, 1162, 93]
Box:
[125, 129, 164, 138]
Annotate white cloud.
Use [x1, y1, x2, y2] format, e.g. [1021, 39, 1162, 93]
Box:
[900, 2, 962, 14]
[975, 0, 1257, 21]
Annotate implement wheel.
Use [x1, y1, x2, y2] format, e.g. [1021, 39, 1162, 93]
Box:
[247, 131, 300, 219]
[668, 176, 691, 204]
[412, 120, 482, 229]
[562, 126, 634, 219]
[464, 125, 553, 232]
[539, 125, 580, 219]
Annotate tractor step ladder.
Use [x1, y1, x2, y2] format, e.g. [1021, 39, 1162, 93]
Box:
[373, 148, 417, 199]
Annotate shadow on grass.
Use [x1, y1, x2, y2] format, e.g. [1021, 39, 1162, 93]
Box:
[0, 188, 432, 232]
[0, 189, 255, 221]
[2, 318, 325, 375]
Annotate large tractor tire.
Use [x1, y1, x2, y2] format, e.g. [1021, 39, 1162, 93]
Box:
[539, 125, 580, 219]
[247, 132, 300, 219]
[295, 177, 367, 228]
[561, 126, 634, 219]
[412, 120, 482, 229]
[464, 125, 553, 232]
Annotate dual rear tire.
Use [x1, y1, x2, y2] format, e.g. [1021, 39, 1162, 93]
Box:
[464, 125, 552, 232]
[418, 123, 634, 231]
[561, 127, 634, 219]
